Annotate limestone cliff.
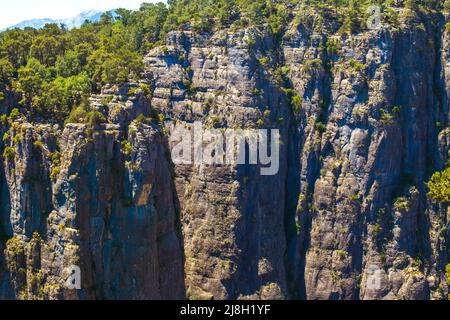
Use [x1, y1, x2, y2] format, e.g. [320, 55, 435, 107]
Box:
[0, 7, 449, 300]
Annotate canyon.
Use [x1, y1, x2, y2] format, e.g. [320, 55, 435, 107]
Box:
[0, 6, 449, 300]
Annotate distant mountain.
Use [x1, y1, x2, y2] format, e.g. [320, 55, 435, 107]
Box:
[3, 10, 115, 31]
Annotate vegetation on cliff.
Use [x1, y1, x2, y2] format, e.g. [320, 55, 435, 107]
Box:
[0, 0, 447, 122]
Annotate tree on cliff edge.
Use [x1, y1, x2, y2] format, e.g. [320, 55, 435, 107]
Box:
[427, 167, 450, 204]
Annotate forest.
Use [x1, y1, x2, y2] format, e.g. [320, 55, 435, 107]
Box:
[0, 0, 447, 123]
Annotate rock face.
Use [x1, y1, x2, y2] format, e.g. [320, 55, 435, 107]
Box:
[0, 9, 449, 300]
[0, 112, 185, 299]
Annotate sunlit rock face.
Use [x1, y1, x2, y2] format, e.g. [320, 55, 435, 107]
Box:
[0, 8, 449, 300]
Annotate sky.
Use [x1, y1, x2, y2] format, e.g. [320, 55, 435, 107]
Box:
[0, 0, 154, 29]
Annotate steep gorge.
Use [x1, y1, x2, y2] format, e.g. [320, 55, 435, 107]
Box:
[0, 7, 449, 300]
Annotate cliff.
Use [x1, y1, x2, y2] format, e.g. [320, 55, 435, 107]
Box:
[0, 6, 449, 300]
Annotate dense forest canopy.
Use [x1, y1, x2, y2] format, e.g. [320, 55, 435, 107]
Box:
[0, 0, 447, 123]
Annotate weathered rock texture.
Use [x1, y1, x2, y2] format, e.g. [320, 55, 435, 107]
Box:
[0, 8, 449, 300]
[0, 102, 185, 300]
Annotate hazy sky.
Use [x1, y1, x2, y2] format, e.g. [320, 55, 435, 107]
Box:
[0, 0, 155, 29]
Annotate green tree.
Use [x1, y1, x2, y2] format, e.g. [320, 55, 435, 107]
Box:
[0, 58, 14, 88]
[427, 167, 450, 203]
[15, 58, 47, 107]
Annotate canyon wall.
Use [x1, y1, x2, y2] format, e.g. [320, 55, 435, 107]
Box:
[0, 8, 449, 300]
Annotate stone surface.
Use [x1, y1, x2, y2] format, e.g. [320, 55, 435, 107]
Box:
[0, 8, 448, 300]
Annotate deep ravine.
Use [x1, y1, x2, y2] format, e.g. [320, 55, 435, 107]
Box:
[0, 8, 449, 300]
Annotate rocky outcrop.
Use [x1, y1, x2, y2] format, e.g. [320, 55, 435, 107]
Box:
[145, 29, 292, 300]
[0, 8, 449, 300]
[0, 115, 185, 299]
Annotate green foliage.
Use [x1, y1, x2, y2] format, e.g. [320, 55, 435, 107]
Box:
[33, 140, 44, 150]
[0, 3, 167, 122]
[380, 108, 395, 125]
[122, 140, 133, 156]
[348, 58, 365, 72]
[135, 113, 150, 125]
[427, 168, 450, 203]
[65, 106, 87, 124]
[446, 264, 450, 286]
[3, 146, 15, 160]
[140, 84, 151, 96]
[315, 122, 327, 134]
[392, 105, 401, 115]
[373, 223, 381, 238]
[49, 151, 61, 182]
[0, 58, 14, 88]
[445, 23, 450, 33]
[9, 108, 20, 119]
[325, 38, 340, 56]
[394, 197, 409, 210]
[0, 0, 445, 125]
[50, 166, 60, 182]
[128, 87, 138, 96]
[337, 250, 346, 261]
[258, 57, 269, 67]
[86, 110, 107, 128]
[291, 95, 302, 116]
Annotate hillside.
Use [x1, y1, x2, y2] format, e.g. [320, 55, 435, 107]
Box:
[3, 10, 110, 31]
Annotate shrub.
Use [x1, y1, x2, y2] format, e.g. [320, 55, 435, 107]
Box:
[291, 95, 302, 116]
[446, 264, 450, 286]
[337, 250, 346, 261]
[256, 118, 264, 127]
[380, 109, 395, 125]
[303, 59, 322, 73]
[189, 83, 196, 94]
[33, 140, 44, 149]
[427, 168, 450, 203]
[135, 113, 149, 124]
[32, 232, 40, 241]
[50, 166, 60, 182]
[280, 66, 290, 76]
[315, 122, 326, 134]
[122, 140, 133, 156]
[50, 151, 61, 166]
[326, 39, 340, 56]
[258, 57, 269, 67]
[294, 220, 301, 233]
[101, 95, 113, 106]
[373, 223, 381, 238]
[3, 146, 15, 160]
[246, 36, 256, 47]
[128, 87, 138, 96]
[445, 23, 450, 34]
[211, 116, 221, 128]
[394, 197, 409, 211]
[140, 84, 151, 96]
[349, 59, 365, 72]
[158, 113, 165, 125]
[86, 111, 106, 128]
[65, 106, 87, 124]
[9, 108, 20, 120]
[392, 106, 401, 115]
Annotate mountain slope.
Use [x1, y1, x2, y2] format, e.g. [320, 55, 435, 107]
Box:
[4, 10, 111, 30]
